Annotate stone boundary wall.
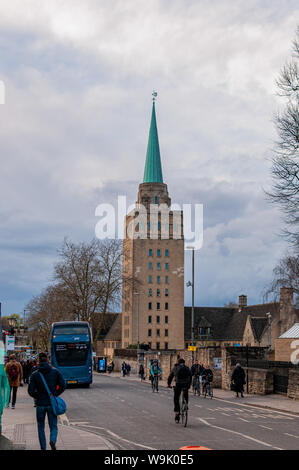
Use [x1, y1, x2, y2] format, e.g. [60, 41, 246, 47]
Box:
[288, 369, 299, 400]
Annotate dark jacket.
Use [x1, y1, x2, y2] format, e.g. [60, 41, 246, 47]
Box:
[191, 364, 204, 376]
[28, 362, 66, 406]
[202, 368, 213, 382]
[231, 366, 246, 392]
[168, 364, 192, 388]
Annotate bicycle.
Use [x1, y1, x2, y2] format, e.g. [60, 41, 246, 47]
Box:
[192, 375, 201, 396]
[152, 374, 159, 392]
[178, 388, 188, 427]
[202, 380, 213, 398]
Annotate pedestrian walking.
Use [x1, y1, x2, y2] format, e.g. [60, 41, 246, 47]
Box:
[231, 363, 246, 398]
[121, 362, 127, 377]
[5, 354, 23, 409]
[139, 364, 145, 381]
[28, 352, 66, 451]
[126, 363, 131, 376]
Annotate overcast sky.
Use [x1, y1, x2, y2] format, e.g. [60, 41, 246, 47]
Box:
[0, 0, 298, 316]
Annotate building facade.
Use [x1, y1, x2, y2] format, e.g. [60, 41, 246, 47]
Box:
[121, 100, 185, 350]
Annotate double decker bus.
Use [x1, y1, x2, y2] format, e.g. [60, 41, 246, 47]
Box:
[50, 321, 93, 386]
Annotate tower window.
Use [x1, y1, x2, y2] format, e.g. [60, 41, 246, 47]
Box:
[157, 249, 161, 257]
[156, 342, 160, 350]
[149, 248, 153, 257]
[148, 329, 152, 337]
[157, 262, 161, 270]
[165, 249, 169, 257]
[165, 289, 169, 297]
[165, 342, 168, 350]
[149, 262, 153, 270]
[165, 329, 168, 337]
[165, 302, 168, 310]
[156, 315, 160, 324]
[149, 288, 152, 297]
[165, 263, 169, 270]
[156, 329, 160, 337]
[157, 276, 160, 284]
[165, 315, 168, 324]
[157, 302, 160, 310]
[148, 302, 152, 310]
[157, 289, 160, 297]
[155, 195, 158, 204]
[148, 315, 152, 324]
[165, 275, 169, 284]
[149, 275, 152, 283]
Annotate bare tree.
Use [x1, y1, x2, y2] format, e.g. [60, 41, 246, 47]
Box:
[53, 238, 128, 346]
[267, 27, 299, 249]
[26, 284, 73, 350]
[264, 253, 299, 302]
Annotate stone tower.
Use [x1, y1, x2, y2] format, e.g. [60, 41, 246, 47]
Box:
[121, 98, 185, 350]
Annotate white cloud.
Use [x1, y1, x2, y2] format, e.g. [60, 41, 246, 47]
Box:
[0, 0, 297, 313]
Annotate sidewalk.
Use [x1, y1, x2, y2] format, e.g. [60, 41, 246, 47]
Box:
[0, 385, 115, 450]
[109, 372, 299, 416]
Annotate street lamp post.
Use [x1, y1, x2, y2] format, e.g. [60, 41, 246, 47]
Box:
[186, 246, 195, 363]
[266, 313, 272, 350]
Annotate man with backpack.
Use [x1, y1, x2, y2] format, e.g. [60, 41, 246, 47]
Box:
[5, 354, 23, 409]
[28, 352, 66, 451]
[167, 358, 192, 423]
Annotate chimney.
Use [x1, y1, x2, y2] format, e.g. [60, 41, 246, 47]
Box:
[238, 295, 247, 310]
[279, 287, 295, 333]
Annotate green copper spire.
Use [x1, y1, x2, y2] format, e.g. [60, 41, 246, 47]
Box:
[143, 96, 163, 183]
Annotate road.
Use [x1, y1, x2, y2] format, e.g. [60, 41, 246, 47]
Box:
[61, 374, 299, 450]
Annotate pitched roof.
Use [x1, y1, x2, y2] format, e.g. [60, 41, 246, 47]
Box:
[279, 323, 299, 339]
[104, 314, 122, 341]
[143, 101, 163, 183]
[250, 317, 268, 342]
[184, 302, 279, 342]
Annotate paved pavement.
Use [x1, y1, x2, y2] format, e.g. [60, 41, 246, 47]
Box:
[0, 385, 115, 450]
[1, 373, 299, 450]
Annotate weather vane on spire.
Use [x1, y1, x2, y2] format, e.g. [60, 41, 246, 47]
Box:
[152, 90, 158, 102]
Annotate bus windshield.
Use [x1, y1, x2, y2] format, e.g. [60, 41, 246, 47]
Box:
[53, 324, 89, 336]
[54, 343, 88, 367]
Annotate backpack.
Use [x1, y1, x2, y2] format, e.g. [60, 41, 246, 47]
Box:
[175, 364, 190, 381]
[9, 364, 19, 381]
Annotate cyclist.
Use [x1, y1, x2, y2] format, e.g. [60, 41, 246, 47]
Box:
[202, 364, 213, 395]
[191, 360, 204, 394]
[150, 359, 162, 391]
[167, 358, 192, 423]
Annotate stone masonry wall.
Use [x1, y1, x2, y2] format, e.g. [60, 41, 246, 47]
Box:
[287, 369, 299, 400]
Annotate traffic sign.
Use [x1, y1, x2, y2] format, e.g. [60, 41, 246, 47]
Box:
[188, 346, 196, 351]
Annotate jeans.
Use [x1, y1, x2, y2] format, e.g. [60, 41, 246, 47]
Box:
[36, 405, 58, 450]
[9, 386, 18, 406]
[173, 385, 189, 412]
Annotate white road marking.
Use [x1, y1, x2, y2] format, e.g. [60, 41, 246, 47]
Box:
[284, 433, 299, 439]
[212, 397, 298, 419]
[75, 424, 156, 450]
[238, 418, 250, 423]
[198, 417, 283, 450]
[259, 425, 273, 430]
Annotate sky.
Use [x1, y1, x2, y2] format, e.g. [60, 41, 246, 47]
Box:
[0, 0, 298, 316]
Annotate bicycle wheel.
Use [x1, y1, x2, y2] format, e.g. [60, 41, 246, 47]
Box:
[209, 385, 213, 399]
[179, 390, 188, 427]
